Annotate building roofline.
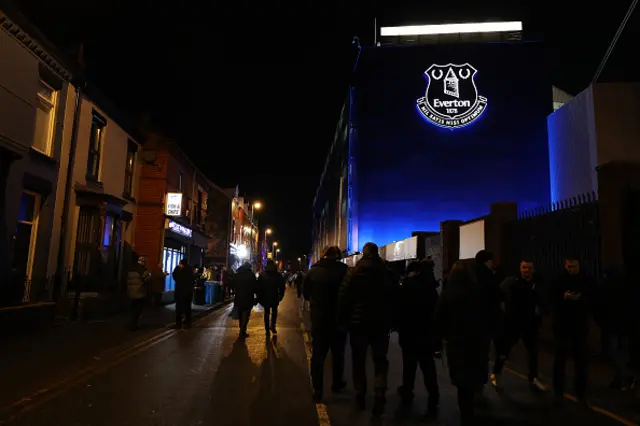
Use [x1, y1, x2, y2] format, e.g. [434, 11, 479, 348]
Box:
[165, 141, 232, 200]
[0, 6, 76, 81]
[1, 4, 145, 144]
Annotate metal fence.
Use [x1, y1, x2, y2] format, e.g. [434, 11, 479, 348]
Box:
[503, 192, 601, 283]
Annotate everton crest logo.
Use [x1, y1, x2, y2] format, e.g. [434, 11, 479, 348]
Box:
[417, 63, 487, 129]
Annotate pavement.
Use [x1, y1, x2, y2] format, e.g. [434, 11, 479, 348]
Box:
[0, 290, 636, 426]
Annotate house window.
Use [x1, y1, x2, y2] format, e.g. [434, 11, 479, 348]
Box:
[123, 141, 137, 197]
[87, 113, 106, 182]
[33, 80, 57, 155]
[13, 191, 40, 288]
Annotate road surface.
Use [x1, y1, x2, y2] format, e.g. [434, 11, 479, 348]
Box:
[0, 290, 633, 426]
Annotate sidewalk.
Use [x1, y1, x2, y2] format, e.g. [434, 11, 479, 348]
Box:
[0, 299, 232, 410]
[507, 335, 640, 424]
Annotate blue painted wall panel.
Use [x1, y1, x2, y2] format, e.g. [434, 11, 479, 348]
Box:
[351, 43, 551, 251]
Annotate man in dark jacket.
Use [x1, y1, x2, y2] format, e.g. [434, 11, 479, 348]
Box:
[475, 250, 502, 387]
[436, 261, 492, 424]
[258, 260, 286, 335]
[233, 263, 258, 338]
[551, 257, 592, 405]
[305, 246, 349, 402]
[397, 261, 440, 418]
[338, 242, 399, 416]
[594, 267, 637, 390]
[173, 259, 194, 329]
[490, 260, 547, 391]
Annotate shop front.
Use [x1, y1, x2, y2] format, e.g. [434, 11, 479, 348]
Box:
[161, 218, 192, 302]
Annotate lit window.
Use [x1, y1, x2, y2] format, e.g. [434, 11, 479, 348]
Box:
[123, 141, 136, 197]
[33, 81, 57, 155]
[87, 113, 106, 181]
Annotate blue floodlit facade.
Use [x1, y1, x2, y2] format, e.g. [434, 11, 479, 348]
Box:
[312, 41, 552, 260]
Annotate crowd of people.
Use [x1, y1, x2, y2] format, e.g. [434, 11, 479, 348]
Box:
[290, 243, 639, 424]
[125, 245, 639, 424]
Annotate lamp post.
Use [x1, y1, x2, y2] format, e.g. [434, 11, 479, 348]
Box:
[272, 241, 278, 260]
[276, 248, 280, 261]
[263, 228, 272, 270]
[249, 202, 261, 268]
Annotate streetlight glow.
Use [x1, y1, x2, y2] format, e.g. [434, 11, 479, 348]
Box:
[253, 202, 262, 210]
[276, 249, 280, 253]
[273, 242, 278, 246]
[266, 228, 272, 234]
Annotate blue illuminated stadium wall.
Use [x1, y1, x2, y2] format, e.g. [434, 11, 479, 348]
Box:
[350, 42, 551, 252]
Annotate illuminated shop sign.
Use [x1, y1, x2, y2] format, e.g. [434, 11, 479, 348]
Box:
[417, 63, 487, 129]
[166, 193, 182, 216]
[168, 220, 192, 238]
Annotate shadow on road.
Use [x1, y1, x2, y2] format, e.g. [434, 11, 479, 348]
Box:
[249, 337, 318, 426]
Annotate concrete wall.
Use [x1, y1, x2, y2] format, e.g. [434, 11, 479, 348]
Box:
[593, 83, 640, 166]
[547, 87, 598, 204]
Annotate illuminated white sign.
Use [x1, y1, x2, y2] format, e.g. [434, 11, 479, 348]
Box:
[381, 22, 522, 37]
[417, 63, 487, 129]
[168, 220, 192, 238]
[166, 193, 182, 216]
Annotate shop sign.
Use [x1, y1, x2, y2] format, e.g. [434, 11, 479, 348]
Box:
[417, 63, 487, 129]
[168, 220, 192, 238]
[166, 193, 183, 216]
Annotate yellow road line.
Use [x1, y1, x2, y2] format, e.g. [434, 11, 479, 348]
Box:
[503, 367, 639, 426]
[298, 308, 332, 426]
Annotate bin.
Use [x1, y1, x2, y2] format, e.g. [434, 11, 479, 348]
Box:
[204, 281, 215, 305]
[193, 286, 206, 305]
[212, 282, 222, 303]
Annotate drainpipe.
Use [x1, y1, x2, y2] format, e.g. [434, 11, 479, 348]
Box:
[56, 79, 84, 308]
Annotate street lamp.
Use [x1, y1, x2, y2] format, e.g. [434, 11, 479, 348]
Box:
[249, 201, 262, 268]
[276, 248, 281, 261]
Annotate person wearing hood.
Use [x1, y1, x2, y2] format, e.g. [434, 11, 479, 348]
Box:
[435, 260, 492, 425]
[257, 260, 286, 335]
[396, 261, 440, 419]
[304, 246, 349, 402]
[232, 262, 258, 338]
[338, 242, 400, 417]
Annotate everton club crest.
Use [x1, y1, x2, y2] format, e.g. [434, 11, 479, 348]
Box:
[417, 63, 487, 130]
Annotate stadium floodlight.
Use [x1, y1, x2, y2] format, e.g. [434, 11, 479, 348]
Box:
[380, 21, 523, 37]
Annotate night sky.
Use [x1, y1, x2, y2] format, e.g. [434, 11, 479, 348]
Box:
[11, 0, 639, 262]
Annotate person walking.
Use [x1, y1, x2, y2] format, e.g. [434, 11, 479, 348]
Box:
[232, 262, 258, 338]
[305, 246, 349, 402]
[551, 257, 592, 407]
[257, 260, 286, 336]
[338, 242, 399, 417]
[436, 261, 493, 425]
[173, 259, 194, 329]
[126, 254, 151, 331]
[148, 262, 167, 307]
[396, 261, 441, 419]
[490, 260, 547, 391]
[593, 267, 637, 391]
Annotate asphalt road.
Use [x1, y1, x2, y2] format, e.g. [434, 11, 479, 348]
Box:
[1, 290, 633, 426]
